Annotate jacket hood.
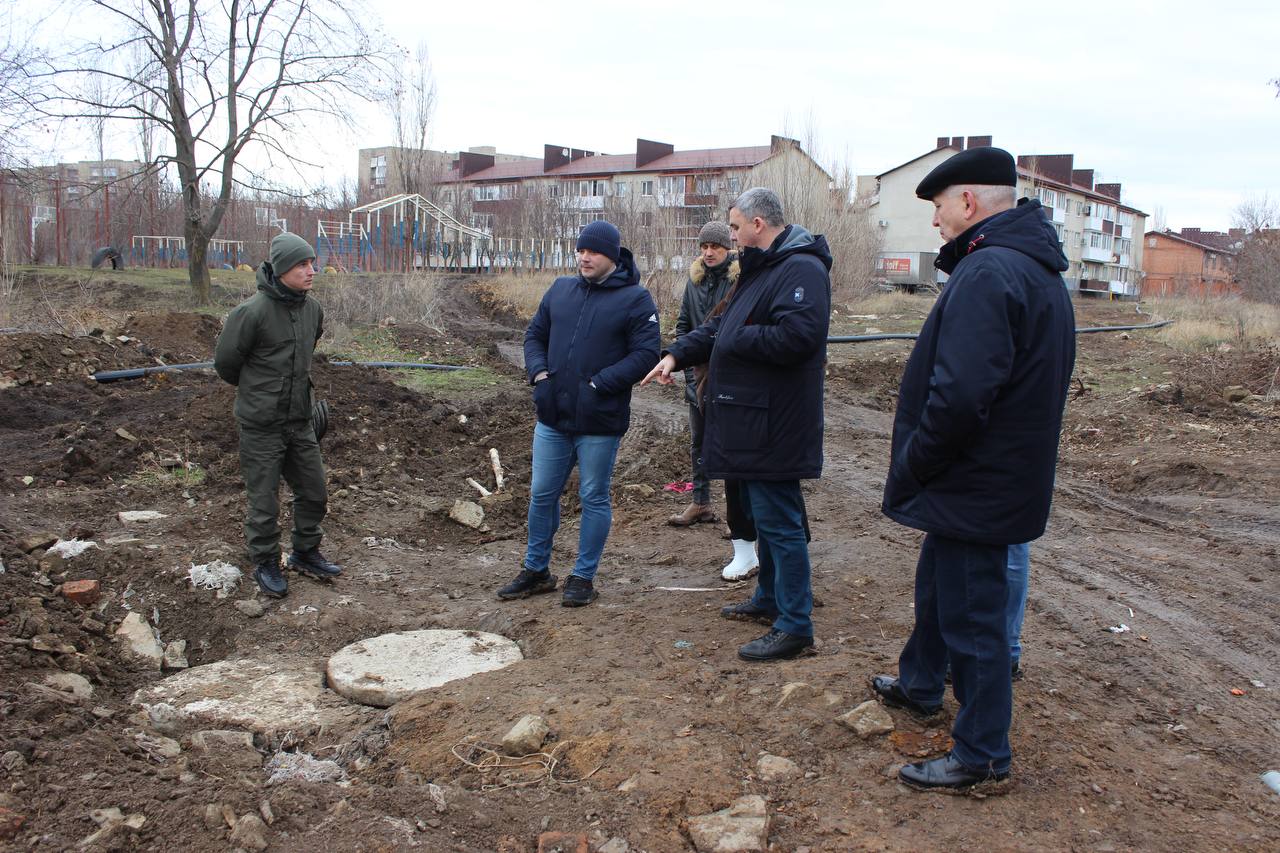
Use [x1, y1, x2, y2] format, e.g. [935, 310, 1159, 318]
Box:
[256, 261, 308, 304]
[689, 252, 740, 285]
[740, 224, 834, 276]
[936, 199, 1069, 276]
[580, 247, 640, 289]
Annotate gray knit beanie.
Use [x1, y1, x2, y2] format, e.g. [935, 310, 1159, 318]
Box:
[269, 232, 316, 275]
[697, 221, 732, 249]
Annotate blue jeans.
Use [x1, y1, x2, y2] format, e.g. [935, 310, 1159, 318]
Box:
[1007, 542, 1030, 663]
[898, 533, 1012, 773]
[740, 480, 813, 638]
[523, 422, 621, 581]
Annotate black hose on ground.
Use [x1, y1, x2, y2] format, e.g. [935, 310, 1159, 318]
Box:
[92, 360, 474, 382]
[827, 319, 1172, 344]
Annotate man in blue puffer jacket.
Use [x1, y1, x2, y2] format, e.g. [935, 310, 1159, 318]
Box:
[495, 221, 660, 607]
[645, 187, 832, 662]
[870, 146, 1076, 792]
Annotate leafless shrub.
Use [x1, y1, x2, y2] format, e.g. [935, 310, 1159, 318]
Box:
[319, 271, 446, 331]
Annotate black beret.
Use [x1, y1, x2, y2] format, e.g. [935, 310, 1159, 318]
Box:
[915, 146, 1017, 200]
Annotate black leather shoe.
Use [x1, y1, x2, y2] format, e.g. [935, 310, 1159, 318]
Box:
[719, 601, 777, 624]
[1011, 659, 1024, 681]
[560, 575, 598, 607]
[738, 628, 814, 661]
[870, 675, 943, 718]
[496, 568, 558, 601]
[288, 548, 342, 580]
[899, 754, 1009, 791]
[252, 557, 288, 599]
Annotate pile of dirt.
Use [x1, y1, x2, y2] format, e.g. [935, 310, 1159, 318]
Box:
[0, 331, 154, 387]
[121, 312, 224, 363]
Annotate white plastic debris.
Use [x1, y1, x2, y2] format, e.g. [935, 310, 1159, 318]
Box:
[48, 538, 99, 559]
[1262, 771, 1280, 796]
[188, 560, 242, 597]
[1107, 624, 1132, 634]
[119, 510, 167, 524]
[264, 751, 346, 785]
[1251, 679, 1267, 689]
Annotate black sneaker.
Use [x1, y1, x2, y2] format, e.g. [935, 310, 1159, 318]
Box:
[738, 628, 814, 661]
[252, 556, 288, 598]
[719, 600, 778, 624]
[560, 575, 598, 607]
[288, 548, 342, 580]
[496, 568, 558, 601]
[1011, 659, 1024, 681]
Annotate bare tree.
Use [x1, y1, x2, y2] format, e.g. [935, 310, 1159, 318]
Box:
[1232, 194, 1280, 305]
[388, 42, 438, 196]
[26, 0, 394, 302]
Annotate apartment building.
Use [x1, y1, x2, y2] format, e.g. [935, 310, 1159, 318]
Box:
[858, 136, 1147, 296]
[356, 146, 538, 200]
[1142, 229, 1240, 297]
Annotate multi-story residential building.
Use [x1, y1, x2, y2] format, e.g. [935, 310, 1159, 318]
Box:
[1142, 229, 1240, 297]
[857, 136, 1147, 297]
[426, 136, 831, 243]
[48, 159, 148, 201]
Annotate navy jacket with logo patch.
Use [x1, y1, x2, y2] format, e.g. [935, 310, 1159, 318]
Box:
[524, 248, 660, 436]
[667, 225, 832, 480]
[882, 199, 1076, 544]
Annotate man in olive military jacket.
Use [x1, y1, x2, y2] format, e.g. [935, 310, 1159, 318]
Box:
[214, 232, 341, 598]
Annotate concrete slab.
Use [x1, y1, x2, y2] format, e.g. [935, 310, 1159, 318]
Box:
[327, 629, 522, 708]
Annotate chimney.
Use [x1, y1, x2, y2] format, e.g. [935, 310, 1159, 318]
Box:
[936, 136, 950, 149]
[1017, 154, 1074, 185]
[1071, 169, 1094, 189]
[966, 135, 993, 149]
[636, 138, 674, 168]
[543, 144, 596, 173]
[458, 150, 495, 177]
[1095, 183, 1121, 201]
[951, 136, 965, 149]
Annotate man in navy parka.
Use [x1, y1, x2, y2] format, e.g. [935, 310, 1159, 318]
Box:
[495, 220, 660, 607]
[872, 146, 1076, 791]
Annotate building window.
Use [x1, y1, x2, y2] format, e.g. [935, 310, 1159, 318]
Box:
[728, 177, 741, 194]
[102, 166, 118, 178]
[659, 176, 682, 194]
[470, 213, 493, 230]
[1147, 236, 1157, 248]
[370, 154, 386, 188]
[549, 184, 561, 198]
[640, 180, 655, 196]
[640, 212, 653, 228]
[614, 181, 629, 197]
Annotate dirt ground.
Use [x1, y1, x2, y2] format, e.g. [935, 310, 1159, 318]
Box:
[0, 271, 1277, 851]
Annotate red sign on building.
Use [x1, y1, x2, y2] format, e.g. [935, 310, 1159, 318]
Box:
[879, 257, 912, 274]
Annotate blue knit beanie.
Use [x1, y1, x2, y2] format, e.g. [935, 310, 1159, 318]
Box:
[576, 220, 621, 262]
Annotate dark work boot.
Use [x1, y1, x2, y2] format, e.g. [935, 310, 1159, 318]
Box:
[560, 575, 598, 607]
[870, 675, 943, 719]
[253, 556, 288, 598]
[898, 753, 1010, 791]
[497, 568, 558, 601]
[288, 547, 342, 580]
[737, 628, 814, 661]
[719, 600, 777, 624]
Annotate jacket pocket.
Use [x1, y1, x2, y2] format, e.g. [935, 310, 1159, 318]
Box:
[576, 380, 623, 433]
[533, 377, 556, 425]
[235, 375, 285, 424]
[713, 385, 769, 451]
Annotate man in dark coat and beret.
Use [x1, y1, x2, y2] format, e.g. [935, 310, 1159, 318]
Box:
[871, 146, 1076, 790]
[645, 187, 832, 662]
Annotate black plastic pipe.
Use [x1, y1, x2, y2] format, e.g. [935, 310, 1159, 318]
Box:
[827, 319, 1172, 344]
[93, 360, 473, 382]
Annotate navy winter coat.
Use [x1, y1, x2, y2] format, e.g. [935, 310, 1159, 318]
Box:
[882, 199, 1077, 544]
[667, 225, 832, 480]
[524, 248, 660, 436]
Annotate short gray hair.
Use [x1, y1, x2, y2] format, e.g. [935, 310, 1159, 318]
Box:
[945, 184, 1016, 210]
[732, 187, 785, 227]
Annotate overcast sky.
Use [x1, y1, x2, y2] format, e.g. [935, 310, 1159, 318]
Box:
[24, 0, 1280, 231]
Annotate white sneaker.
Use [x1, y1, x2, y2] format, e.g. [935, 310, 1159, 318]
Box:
[722, 539, 759, 581]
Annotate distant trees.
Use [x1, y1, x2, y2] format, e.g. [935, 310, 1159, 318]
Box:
[25, 0, 394, 302]
[1232, 195, 1280, 305]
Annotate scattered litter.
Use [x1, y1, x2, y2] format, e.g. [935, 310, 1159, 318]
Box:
[657, 584, 747, 592]
[1262, 771, 1280, 796]
[119, 510, 167, 524]
[673, 640, 693, 650]
[1127, 607, 1134, 618]
[1139, 635, 1149, 642]
[466, 477, 492, 497]
[21, 476, 34, 486]
[361, 536, 404, 550]
[1166, 723, 1187, 733]
[457, 414, 468, 424]
[47, 539, 99, 559]
[187, 560, 242, 597]
[662, 481, 693, 493]
[292, 605, 318, 615]
[1107, 624, 1131, 634]
[489, 448, 505, 491]
[1230, 688, 1247, 696]
[115, 427, 138, 442]
[1250, 679, 1267, 689]
[0, 558, 5, 574]
[264, 751, 346, 785]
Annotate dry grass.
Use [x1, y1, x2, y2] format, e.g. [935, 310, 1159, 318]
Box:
[470, 271, 554, 322]
[1145, 296, 1280, 352]
[320, 270, 446, 331]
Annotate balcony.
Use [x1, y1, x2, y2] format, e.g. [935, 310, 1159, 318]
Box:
[1109, 280, 1138, 297]
[655, 192, 686, 208]
[1082, 244, 1111, 263]
[1050, 205, 1065, 224]
[1084, 215, 1104, 231]
[563, 196, 605, 211]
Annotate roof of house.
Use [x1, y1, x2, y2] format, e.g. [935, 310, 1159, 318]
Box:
[439, 145, 776, 184]
[1144, 230, 1239, 254]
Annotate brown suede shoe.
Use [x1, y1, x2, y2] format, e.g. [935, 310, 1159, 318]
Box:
[667, 502, 717, 527]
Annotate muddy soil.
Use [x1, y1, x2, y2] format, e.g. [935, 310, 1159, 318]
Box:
[0, 276, 1277, 852]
